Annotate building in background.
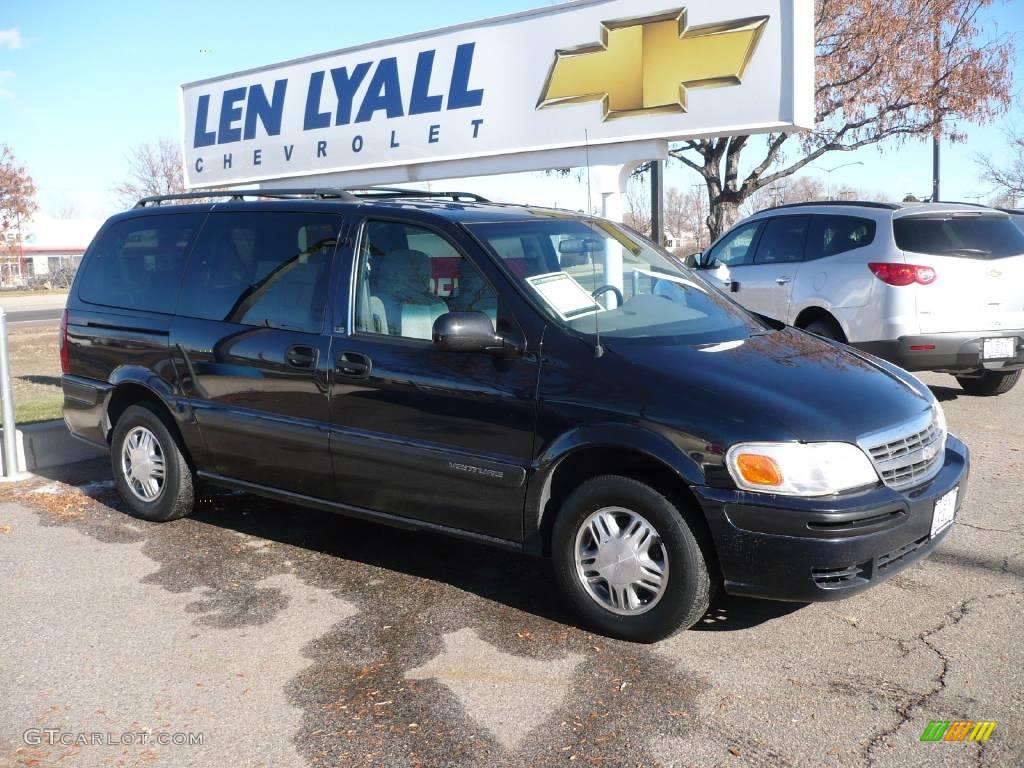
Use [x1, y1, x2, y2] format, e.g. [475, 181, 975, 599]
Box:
[0, 217, 102, 288]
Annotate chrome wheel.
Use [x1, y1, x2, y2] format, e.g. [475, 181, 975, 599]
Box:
[574, 506, 669, 616]
[120, 426, 165, 502]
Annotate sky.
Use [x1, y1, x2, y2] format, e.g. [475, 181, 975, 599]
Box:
[1, 0, 1023, 221]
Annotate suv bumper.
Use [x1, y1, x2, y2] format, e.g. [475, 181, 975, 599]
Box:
[692, 435, 969, 602]
[854, 331, 1024, 373]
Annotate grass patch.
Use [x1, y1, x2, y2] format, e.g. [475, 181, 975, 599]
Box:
[0, 289, 70, 299]
[15, 395, 63, 424]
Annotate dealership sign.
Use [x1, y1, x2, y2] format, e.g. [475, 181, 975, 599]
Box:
[180, 0, 813, 188]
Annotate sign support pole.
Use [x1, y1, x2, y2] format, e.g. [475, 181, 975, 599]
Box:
[650, 160, 664, 246]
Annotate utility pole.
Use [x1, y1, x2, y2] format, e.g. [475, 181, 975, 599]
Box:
[650, 160, 665, 245]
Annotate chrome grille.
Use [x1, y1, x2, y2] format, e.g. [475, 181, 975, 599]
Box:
[860, 409, 946, 492]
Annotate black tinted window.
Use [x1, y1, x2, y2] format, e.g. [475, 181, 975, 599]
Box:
[79, 214, 203, 313]
[894, 214, 1024, 258]
[178, 212, 340, 332]
[753, 216, 809, 264]
[806, 215, 877, 260]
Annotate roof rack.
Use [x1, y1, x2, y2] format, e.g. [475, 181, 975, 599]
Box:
[345, 187, 490, 202]
[760, 200, 901, 212]
[134, 188, 357, 208]
[134, 187, 490, 208]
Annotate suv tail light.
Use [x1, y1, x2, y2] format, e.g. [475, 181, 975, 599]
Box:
[868, 262, 936, 286]
[59, 308, 70, 374]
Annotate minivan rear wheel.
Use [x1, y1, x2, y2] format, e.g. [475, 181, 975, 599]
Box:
[955, 369, 1021, 396]
[552, 475, 712, 642]
[111, 403, 195, 522]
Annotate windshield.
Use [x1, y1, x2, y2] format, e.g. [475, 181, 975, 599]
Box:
[466, 217, 768, 344]
[893, 213, 1024, 259]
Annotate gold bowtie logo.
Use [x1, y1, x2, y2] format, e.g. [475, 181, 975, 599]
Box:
[538, 9, 768, 120]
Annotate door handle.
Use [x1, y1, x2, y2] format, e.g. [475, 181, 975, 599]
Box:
[775, 276, 792, 285]
[337, 351, 371, 378]
[285, 345, 318, 369]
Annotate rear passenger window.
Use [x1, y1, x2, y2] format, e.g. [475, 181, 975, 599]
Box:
[806, 215, 876, 260]
[753, 216, 809, 264]
[78, 214, 204, 313]
[177, 212, 340, 333]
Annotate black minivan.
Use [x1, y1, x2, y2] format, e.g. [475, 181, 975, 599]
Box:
[61, 189, 969, 642]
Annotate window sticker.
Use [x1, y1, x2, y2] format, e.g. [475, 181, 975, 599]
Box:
[525, 271, 602, 321]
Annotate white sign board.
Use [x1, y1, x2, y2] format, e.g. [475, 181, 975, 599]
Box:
[180, 0, 814, 189]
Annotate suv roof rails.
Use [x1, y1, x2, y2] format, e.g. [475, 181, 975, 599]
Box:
[346, 187, 490, 202]
[134, 188, 357, 208]
[759, 200, 902, 213]
[134, 187, 490, 208]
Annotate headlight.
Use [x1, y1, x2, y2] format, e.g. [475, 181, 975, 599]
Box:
[933, 401, 947, 435]
[726, 442, 879, 497]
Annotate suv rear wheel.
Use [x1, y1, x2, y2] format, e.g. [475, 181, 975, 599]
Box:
[955, 369, 1021, 396]
[802, 317, 845, 342]
[111, 403, 195, 521]
[552, 475, 712, 642]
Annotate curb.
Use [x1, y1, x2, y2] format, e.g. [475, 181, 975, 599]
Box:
[1, 419, 107, 473]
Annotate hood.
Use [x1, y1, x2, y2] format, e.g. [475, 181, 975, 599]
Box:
[616, 327, 934, 444]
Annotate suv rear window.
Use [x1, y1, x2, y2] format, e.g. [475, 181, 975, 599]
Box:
[806, 215, 876, 259]
[78, 214, 204, 313]
[894, 214, 1024, 259]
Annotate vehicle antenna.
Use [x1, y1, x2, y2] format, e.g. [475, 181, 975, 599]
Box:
[584, 130, 604, 358]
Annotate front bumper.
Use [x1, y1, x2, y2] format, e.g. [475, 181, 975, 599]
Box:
[693, 434, 969, 602]
[855, 331, 1024, 373]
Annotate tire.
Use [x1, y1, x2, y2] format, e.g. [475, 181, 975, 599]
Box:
[802, 317, 844, 342]
[111, 403, 195, 522]
[552, 475, 712, 643]
[955, 369, 1021, 396]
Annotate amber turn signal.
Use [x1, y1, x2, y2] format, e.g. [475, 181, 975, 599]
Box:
[734, 453, 784, 486]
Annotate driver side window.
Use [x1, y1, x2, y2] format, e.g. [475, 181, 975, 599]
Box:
[354, 220, 499, 340]
[706, 222, 762, 268]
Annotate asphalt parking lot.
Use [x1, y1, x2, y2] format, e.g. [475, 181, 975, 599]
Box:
[0, 371, 1021, 768]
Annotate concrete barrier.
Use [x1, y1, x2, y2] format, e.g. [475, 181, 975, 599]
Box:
[0, 419, 107, 474]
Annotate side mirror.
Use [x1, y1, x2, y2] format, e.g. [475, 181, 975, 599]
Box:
[432, 311, 510, 354]
[683, 252, 703, 269]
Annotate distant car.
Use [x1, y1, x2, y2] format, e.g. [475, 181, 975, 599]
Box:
[692, 201, 1024, 396]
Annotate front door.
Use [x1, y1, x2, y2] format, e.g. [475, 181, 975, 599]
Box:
[171, 209, 342, 496]
[327, 217, 538, 543]
[731, 215, 809, 321]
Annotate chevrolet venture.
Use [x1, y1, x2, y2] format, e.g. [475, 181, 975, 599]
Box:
[61, 189, 969, 642]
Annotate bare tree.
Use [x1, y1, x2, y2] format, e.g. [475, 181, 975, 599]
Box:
[623, 177, 652, 236]
[672, 0, 1014, 240]
[977, 126, 1024, 206]
[51, 199, 81, 219]
[0, 144, 38, 261]
[113, 138, 185, 208]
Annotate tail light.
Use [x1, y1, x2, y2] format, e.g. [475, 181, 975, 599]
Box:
[868, 263, 937, 286]
[59, 308, 70, 374]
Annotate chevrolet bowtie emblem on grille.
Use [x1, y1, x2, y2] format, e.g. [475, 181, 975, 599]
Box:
[537, 9, 768, 120]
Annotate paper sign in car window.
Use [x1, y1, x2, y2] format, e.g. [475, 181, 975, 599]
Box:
[526, 272, 602, 320]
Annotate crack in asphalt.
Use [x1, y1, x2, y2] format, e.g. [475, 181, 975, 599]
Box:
[862, 589, 1019, 767]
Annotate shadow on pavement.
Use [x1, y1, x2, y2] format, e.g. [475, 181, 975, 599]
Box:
[929, 384, 961, 402]
[692, 593, 807, 631]
[30, 458, 806, 634]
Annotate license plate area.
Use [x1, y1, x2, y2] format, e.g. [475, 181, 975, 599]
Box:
[982, 337, 1015, 359]
[931, 486, 958, 538]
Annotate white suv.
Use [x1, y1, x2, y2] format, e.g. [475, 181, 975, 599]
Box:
[692, 201, 1024, 395]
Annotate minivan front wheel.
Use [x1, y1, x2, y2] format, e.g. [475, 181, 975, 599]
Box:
[955, 369, 1021, 396]
[111, 404, 195, 522]
[552, 476, 712, 642]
